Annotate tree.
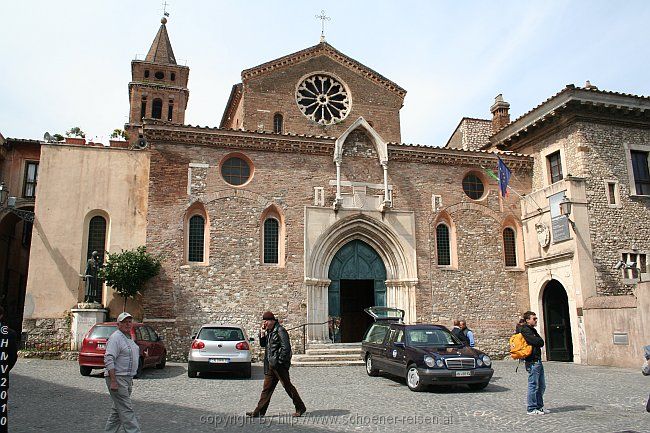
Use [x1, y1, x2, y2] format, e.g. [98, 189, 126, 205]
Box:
[110, 128, 129, 141]
[52, 133, 65, 142]
[100, 246, 162, 311]
[66, 126, 86, 138]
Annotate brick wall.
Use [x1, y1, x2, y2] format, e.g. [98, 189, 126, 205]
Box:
[241, 55, 403, 142]
[144, 127, 531, 359]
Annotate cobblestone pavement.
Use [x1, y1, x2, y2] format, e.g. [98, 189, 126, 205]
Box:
[8, 359, 649, 432]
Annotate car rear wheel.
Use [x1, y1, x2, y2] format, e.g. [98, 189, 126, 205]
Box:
[241, 362, 252, 378]
[406, 365, 425, 392]
[155, 352, 166, 369]
[80, 366, 92, 376]
[135, 357, 144, 378]
[365, 354, 379, 377]
[187, 366, 198, 378]
[468, 381, 489, 391]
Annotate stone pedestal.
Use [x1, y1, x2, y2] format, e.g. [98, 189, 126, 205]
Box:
[71, 306, 108, 350]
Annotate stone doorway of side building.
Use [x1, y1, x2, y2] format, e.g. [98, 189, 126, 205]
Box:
[339, 279, 375, 343]
[542, 279, 574, 362]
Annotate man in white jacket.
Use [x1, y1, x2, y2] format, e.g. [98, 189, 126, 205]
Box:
[104, 312, 141, 433]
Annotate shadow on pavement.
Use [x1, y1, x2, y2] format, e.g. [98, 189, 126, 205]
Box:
[83, 365, 187, 380]
[379, 373, 510, 393]
[193, 364, 265, 380]
[11, 374, 347, 433]
[549, 405, 592, 413]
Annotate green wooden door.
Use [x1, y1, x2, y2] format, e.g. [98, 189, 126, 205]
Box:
[328, 240, 387, 317]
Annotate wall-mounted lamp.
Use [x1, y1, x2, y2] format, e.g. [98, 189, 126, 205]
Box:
[558, 196, 575, 229]
[0, 182, 34, 222]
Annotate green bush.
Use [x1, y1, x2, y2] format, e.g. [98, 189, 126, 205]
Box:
[100, 246, 161, 311]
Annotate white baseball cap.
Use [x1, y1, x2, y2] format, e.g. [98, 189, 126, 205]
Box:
[117, 312, 133, 322]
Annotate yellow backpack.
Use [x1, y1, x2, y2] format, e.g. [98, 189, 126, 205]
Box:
[509, 333, 532, 360]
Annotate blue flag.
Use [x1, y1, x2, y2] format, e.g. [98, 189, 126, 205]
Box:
[497, 157, 511, 198]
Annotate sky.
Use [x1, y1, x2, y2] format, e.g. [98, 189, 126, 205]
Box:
[2, 0, 650, 146]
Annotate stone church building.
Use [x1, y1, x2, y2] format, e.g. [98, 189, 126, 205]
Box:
[18, 18, 649, 367]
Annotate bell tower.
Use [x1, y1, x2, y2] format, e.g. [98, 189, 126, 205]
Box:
[125, 17, 189, 145]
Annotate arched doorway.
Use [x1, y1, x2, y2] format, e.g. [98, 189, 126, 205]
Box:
[0, 208, 33, 335]
[542, 279, 574, 362]
[328, 239, 386, 342]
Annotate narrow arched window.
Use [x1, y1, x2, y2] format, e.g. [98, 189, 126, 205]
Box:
[503, 227, 517, 267]
[140, 96, 147, 120]
[436, 224, 451, 266]
[152, 98, 163, 119]
[87, 216, 107, 261]
[167, 99, 174, 121]
[263, 218, 279, 264]
[273, 113, 283, 133]
[188, 215, 205, 262]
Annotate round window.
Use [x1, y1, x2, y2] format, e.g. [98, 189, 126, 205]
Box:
[221, 157, 251, 186]
[296, 74, 350, 125]
[154, 71, 165, 80]
[462, 173, 485, 199]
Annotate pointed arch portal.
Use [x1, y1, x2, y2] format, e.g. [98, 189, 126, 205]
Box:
[304, 212, 418, 343]
[328, 240, 386, 342]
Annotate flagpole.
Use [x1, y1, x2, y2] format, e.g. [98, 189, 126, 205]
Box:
[481, 164, 543, 212]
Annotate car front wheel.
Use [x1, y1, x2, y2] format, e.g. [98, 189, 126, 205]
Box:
[80, 366, 92, 376]
[365, 354, 379, 377]
[406, 365, 425, 392]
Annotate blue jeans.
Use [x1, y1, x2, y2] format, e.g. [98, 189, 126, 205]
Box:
[525, 360, 546, 412]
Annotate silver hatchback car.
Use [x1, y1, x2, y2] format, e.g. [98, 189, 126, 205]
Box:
[187, 324, 253, 378]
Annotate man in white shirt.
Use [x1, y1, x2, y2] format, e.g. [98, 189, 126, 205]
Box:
[104, 312, 141, 433]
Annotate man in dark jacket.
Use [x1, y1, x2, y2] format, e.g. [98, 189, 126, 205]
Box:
[520, 311, 548, 415]
[451, 320, 469, 344]
[247, 311, 306, 418]
[0, 306, 18, 433]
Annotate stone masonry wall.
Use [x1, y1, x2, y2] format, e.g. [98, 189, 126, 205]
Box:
[578, 122, 650, 296]
[518, 121, 650, 297]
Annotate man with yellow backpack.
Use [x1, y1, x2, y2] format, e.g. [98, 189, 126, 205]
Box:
[510, 312, 548, 415]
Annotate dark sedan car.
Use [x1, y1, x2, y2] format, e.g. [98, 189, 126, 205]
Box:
[361, 307, 494, 392]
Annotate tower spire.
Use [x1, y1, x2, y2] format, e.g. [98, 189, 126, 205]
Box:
[145, 17, 177, 65]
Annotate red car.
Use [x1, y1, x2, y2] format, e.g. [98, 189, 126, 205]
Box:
[78, 322, 167, 376]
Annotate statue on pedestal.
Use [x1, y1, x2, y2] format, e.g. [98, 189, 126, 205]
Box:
[83, 251, 103, 304]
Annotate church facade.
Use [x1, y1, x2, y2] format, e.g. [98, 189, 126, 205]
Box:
[19, 19, 649, 367]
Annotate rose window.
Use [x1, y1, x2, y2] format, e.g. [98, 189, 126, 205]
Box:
[296, 74, 350, 125]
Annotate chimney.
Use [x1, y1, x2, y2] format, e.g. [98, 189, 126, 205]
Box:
[490, 94, 510, 133]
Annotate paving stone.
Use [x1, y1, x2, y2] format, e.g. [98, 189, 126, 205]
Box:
[8, 359, 649, 433]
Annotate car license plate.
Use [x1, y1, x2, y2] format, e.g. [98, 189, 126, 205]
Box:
[97, 343, 105, 349]
[209, 358, 230, 364]
[454, 371, 471, 377]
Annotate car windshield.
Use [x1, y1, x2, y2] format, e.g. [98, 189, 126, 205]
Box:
[407, 328, 460, 346]
[198, 327, 244, 341]
[89, 325, 118, 339]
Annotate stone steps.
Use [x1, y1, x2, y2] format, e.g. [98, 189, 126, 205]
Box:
[292, 342, 363, 367]
[292, 359, 365, 367]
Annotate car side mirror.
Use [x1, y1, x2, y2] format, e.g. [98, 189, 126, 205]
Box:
[191, 334, 196, 339]
[157, 336, 164, 341]
[249, 337, 255, 342]
[394, 342, 405, 348]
